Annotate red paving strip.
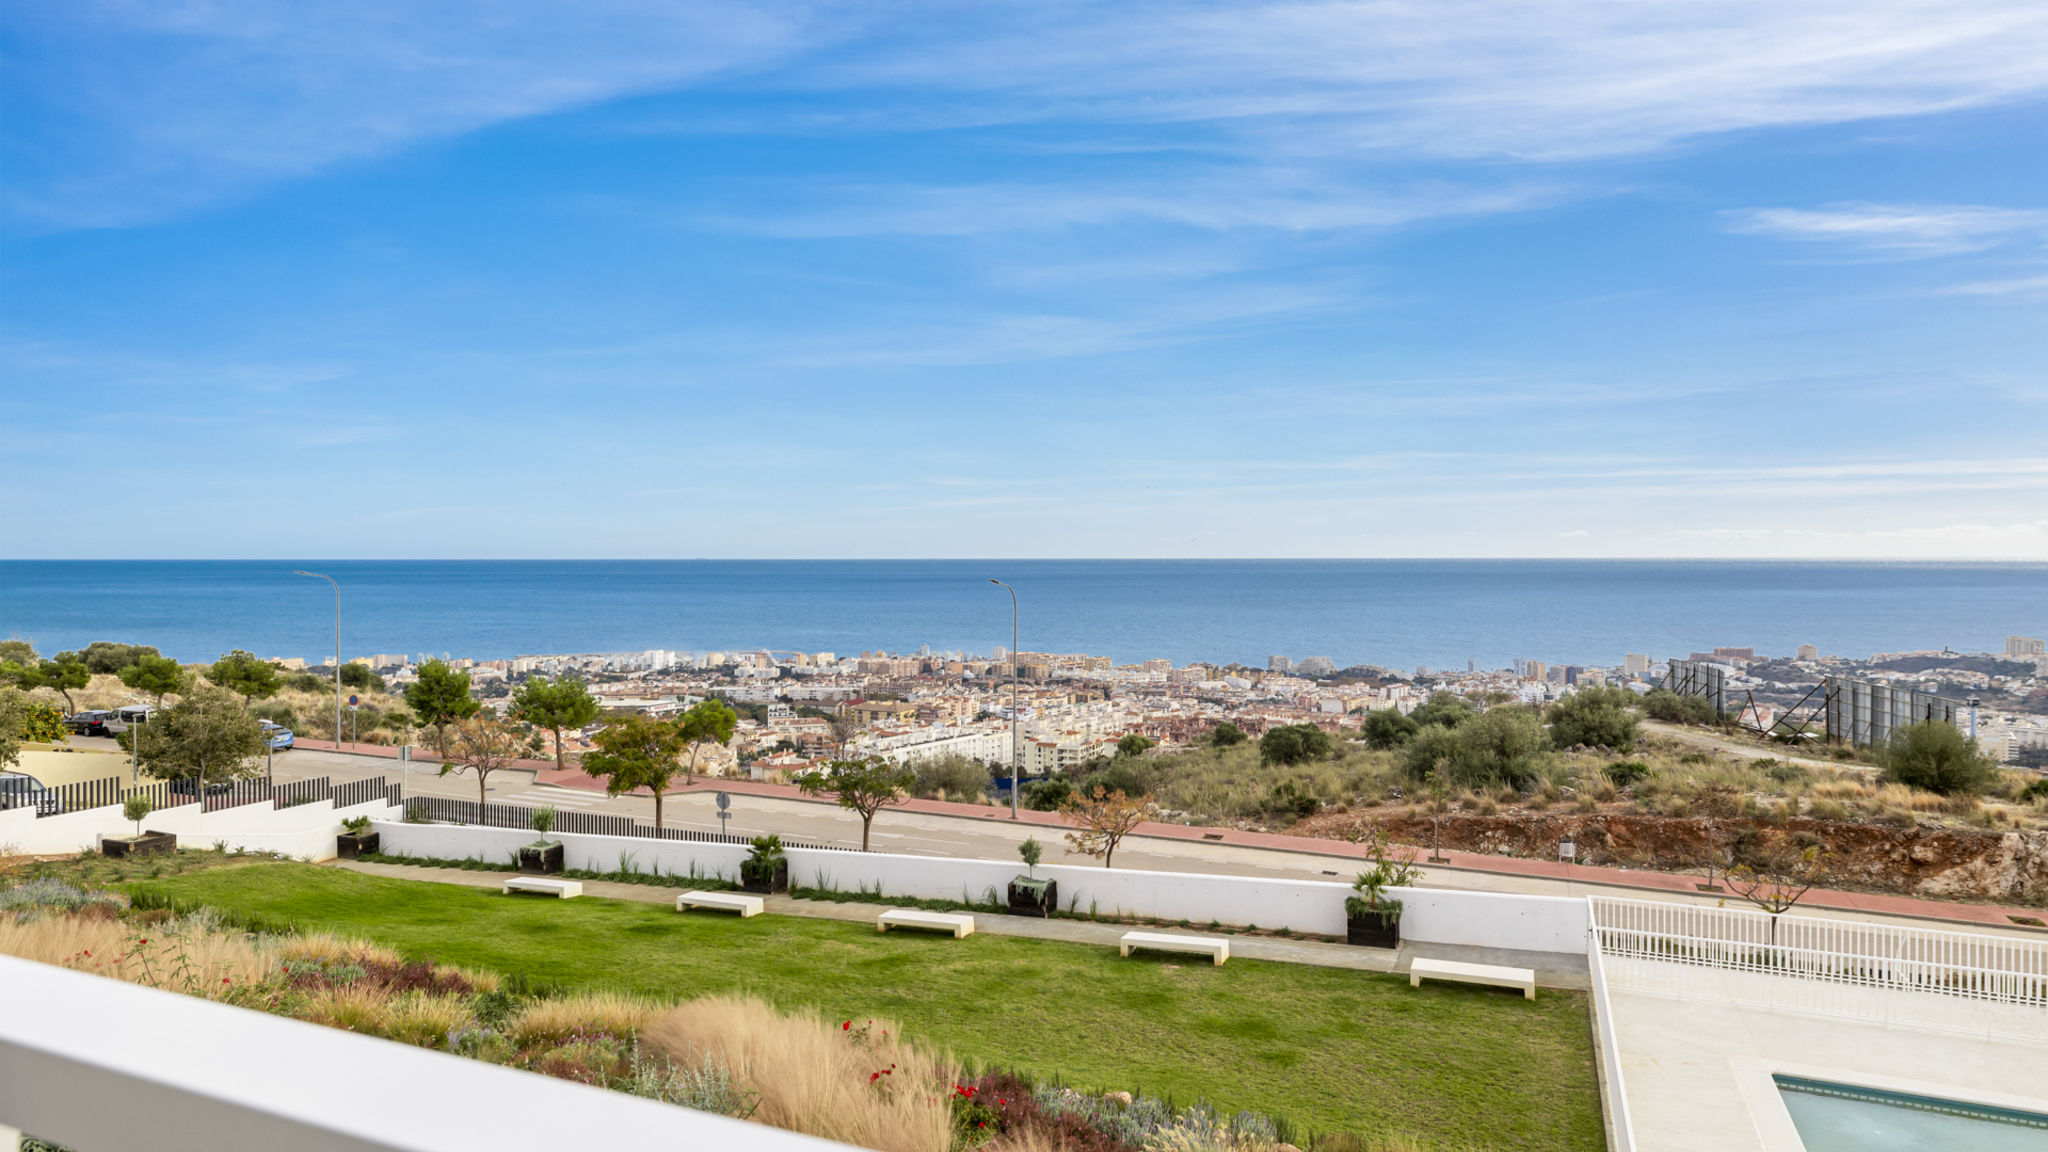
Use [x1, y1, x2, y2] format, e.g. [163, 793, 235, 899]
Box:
[311, 746, 2039, 932]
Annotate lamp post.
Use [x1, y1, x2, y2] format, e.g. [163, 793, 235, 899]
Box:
[294, 570, 343, 754]
[988, 579, 1019, 819]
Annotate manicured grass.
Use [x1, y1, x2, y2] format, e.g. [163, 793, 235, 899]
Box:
[126, 862, 1603, 1150]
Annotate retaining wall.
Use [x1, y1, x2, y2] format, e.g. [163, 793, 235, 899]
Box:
[0, 797, 401, 861]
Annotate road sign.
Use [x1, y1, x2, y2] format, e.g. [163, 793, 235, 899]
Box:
[716, 791, 731, 834]
[348, 694, 359, 706]
[716, 792, 731, 811]
[399, 746, 413, 762]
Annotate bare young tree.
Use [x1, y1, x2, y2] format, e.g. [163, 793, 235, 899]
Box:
[1692, 783, 1742, 892]
[1060, 785, 1151, 869]
[1728, 840, 1828, 943]
[795, 757, 914, 851]
[440, 717, 525, 808]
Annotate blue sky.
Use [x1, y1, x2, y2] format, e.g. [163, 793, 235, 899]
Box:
[3, 1, 2045, 559]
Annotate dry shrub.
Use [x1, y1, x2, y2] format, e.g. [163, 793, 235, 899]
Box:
[1808, 777, 1871, 801]
[643, 994, 951, 1152]
[508, 991, 660, 1046]
[436, 962, 500, 993]
[380, 991, 474, 1048]
[300, 984, 399, 1033]
[0, 911, 277, 993]
[278, 932, 403, 969]
[1808, 798, 1849, 821]
[1873, 784, 1950, 813]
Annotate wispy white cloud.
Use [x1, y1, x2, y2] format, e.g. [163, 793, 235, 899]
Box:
[1934, 273, 2048, 297]
[1725, 202, 2048, 256]
[11, 1, 2048, 227]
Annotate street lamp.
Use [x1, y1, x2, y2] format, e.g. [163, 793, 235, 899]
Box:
[989, 579, 1019, 819]
[294, 570, 343, 753]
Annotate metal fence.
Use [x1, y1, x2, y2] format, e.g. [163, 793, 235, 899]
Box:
[1, 772, 400, 819]
[1589, 895, 2048, 1007]
[397, 793, 848, 851]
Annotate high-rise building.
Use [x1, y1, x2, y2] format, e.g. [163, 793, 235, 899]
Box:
[1521, 660, 1548, 682]
[1623, 653, 1649, 677]
[1296, 656, 1337, 676]
[2007, 636, 2046, 659]
[1142, 658, 1172, 675]
[1268, 655, 1292, 673]
[1796, 644, 1819, 662]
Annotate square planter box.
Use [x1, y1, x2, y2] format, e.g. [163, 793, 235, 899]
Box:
[1346, 912, 1401, 949]
[102, 830, 177, 859]
[1007, 877, 1058, 918]
[336, 831, 380, 860]
[740, 860, 789, 894]
[517, 841, 565, 875]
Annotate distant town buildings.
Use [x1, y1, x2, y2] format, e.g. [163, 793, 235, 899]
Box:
[1796, 644, 1819, 662]
[2007, 636, 2045, 659]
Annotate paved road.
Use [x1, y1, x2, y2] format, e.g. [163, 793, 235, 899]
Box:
[253, 746, 2039, 939]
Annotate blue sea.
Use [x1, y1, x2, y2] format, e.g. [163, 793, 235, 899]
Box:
[2, 560, 2043, 670]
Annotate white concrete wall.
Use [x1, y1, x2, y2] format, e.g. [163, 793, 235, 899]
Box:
[0, 797, 400, 861]
[373, 822, 1591, 953]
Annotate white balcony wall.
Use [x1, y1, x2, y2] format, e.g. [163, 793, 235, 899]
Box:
[0, 797, 401, 860]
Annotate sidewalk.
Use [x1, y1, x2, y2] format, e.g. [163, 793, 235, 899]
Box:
[330, 859, 1590, 989]
[535, 772, 2046, 932]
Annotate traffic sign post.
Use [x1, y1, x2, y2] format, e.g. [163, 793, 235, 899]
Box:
[716, 791, 731, 836]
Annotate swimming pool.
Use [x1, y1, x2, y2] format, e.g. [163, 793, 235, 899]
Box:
[1775, 1075, 2048, 1151]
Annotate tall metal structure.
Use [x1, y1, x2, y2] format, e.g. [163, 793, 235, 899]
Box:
[1660, 660, 1727, 716]
[1822, 676, 1960, 749]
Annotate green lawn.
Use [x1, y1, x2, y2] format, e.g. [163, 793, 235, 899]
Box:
[125, 862, 1603, 1150]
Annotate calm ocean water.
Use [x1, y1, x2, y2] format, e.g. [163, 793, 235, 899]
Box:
[2, 560, 2043, 670]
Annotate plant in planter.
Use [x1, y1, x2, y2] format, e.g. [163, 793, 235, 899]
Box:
[1007, 836, 1058, 917]
[336, 814, 379, 860]
[517, 806, 565, 874]
[102, 795, 177, 858]
[1345, 823, 1420, 948]
[740, 835, 788, 893]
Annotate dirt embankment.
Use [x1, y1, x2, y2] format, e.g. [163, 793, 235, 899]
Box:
[1298, 810, 2048, 904]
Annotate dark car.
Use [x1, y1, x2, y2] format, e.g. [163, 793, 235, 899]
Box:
[64, 710, 116, 737]
[167, 776, 237, 799]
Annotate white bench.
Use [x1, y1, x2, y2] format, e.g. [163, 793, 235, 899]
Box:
[502, 877, 582, 898]
[877, 909, 975, 938]
[676, 891, 765, 918]
[1408, 957, 1536, 999]
[1119, 931, 1228, 965]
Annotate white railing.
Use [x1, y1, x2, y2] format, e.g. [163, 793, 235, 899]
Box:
[1584, 910, 1637, 1152]
[1589, 895, 2048, 1008]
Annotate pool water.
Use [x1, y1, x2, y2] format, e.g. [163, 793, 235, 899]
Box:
[1775, 1075, 2048, 1151]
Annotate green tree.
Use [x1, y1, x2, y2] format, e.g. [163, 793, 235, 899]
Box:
[0, 640, 38, 666]
[795, 757, 914, 851]
[405, 660, 482, 755]
[339, 663, 385, 692]
[119, 654, 188, 706]
[1210, 722, 1246, 747]
[1546, 686, 1641, 752]
[1642, 688, 1720, 727]
[1259, 723, 1333, 766]
[68, 641, 161, 675]
[1403, 707, 1549, 790]
[135, 684, 266, 789]
[36, 657, 92, 714]
[1116, 733, 1155, 758]
[1879, 721, 1997, 796]
[0, 689, 28, 770]
[910, 754, 988, 801]
[1361, 708, 1420, 749]
[1409, 691, 1477, 730]
[581, 713, 688, 831]
[12, 697, 68, 744]
[509, 675, 603, 771]
[208, 650, 282, 706]
[678, 698, 740, 782]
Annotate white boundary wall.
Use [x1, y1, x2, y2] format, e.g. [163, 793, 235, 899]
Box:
[374, 821, 1589, 952]
[0, 954, 842, 1152]
[0, 797, 401, 861]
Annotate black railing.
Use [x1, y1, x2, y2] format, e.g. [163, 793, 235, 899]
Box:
[398, 792, 848, 851]
[332, 776, 397, 811]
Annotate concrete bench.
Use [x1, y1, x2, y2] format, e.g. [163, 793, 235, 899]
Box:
[1409, 957, 1536, 999]
[676, 891, 765, 918]
[502, 877, 582, 899]
[1119, 930, 1228, 965]
[877, 909, 975, 938]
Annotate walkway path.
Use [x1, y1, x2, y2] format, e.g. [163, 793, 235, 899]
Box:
[330, 859, 1590, 989]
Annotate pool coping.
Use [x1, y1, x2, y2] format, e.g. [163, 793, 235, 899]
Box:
[1731, 1057, 2048, 1151]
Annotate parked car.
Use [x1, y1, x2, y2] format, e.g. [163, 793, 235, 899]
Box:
[258, 721, 295, 751]
[64, 711, 115, 737]
[0, 772, 62, 816]
[107, 705, 155, 734]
